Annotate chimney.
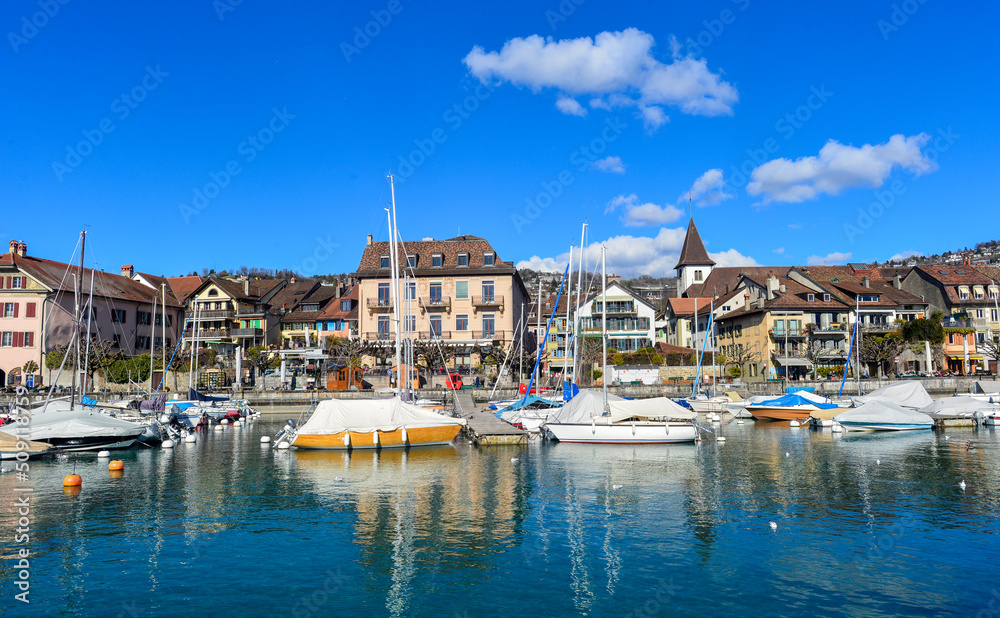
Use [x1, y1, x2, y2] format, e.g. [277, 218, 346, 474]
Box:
[121, 264, 134, 278]
[16, 242, 26, 257]
[893, 274, 902, 289]
[765, 275, 779, 300]
[862, 276, 870, 288]
[778, 284, 786, 294]
[8, 240, 16, 254]
[366, 234, 373, 246]
[243, 278, 250, 295]
[290, 277, 297, 284]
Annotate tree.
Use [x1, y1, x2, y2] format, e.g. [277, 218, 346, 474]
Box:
[981, 336, 1000, 375]
[860, 333, 905, 379]
[325, 338, 371, 388]
[724, 342, 763, 378]
[902, 318, 945, 344]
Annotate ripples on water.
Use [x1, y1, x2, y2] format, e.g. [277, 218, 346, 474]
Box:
[1, 419, 999, 617]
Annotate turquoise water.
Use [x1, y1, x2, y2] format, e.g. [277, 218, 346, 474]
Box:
[2, 418, 1000, 617]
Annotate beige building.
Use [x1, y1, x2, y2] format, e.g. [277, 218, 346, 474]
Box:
[354, 234, 531, 371]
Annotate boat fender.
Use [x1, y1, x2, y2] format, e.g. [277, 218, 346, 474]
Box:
[664, 421, 669, 435]
[592, 418, 596, 435]
[631, 420, 636, 436]
[373, 431, 380, 447]
[401, 428, 408, 444]
[343, 433, 351, 447]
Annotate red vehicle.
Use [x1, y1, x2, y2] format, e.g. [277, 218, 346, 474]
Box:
[445, 373, 463, 390]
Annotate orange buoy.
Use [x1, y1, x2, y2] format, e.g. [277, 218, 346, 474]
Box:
[108, 460, 124, 471]
[63, 474, 82, 487]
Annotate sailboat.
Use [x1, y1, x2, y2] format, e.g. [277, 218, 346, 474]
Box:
[285, 175, 465, 450]
[543, 247, 698, 444]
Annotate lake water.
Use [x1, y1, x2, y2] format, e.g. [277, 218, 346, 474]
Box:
[2, 417, 999, 617]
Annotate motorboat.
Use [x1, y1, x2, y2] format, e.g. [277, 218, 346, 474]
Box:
[852, 381, 934, 409]
[543, 390, 698, 444]
[684, 395, 732, 414]
[919, 396, 1000, 427]
[498, 395, 563, 432]
[833, 401, 934, 431]
[746, 393, 840, 422]
[286, 398, 466, 450]
[21, 401, 147, 451]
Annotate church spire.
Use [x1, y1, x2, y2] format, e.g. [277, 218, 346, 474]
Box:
[673, 219, 715, 270]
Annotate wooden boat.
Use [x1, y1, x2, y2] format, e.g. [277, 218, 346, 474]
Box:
[746, 394, 840, 422]
[0, 430, 52, 459]
[288, 398, 466, 450]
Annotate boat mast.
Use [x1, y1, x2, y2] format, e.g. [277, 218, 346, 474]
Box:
[601, 246, 607, 411]
[693, 298, 699, 393]
[149, 289, 157, 394]
[571, 222, 586, 386]
[161, 283, 167, 391]
[519, 303, 524, 382]
[388, 174, 402, 398]
[70, 230, 85, 410]
[563, 245, 573, 385]
[856, 294, 861, 395]
[711, 298, 716, 390]
[81, 271, 95, 400]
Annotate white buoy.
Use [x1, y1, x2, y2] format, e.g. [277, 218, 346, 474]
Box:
[790, 420, 800, 428]
[277, 441, 290, 450]
[334, 477, 343, 481]
[769, 521, 778, 530]
[260, 436, 271, 443]
[221, 419, 229, 425]
[372, 431, 379, 446]
[214, 425, 223, 432]
[785, 452, 790, 458]
[876, 459, 880, 465]
[97, 450, 111, 458]
[343, 433, 351, 447]
[612, 484, 623, 490]
[162, 440, 175, 449]
[736, 419, 745, 425]
[185, 434, 196, 443]
[511, 457, 519, 463]
[717, 436, 726, 442]
[959, 480, 967, 491]
[832, 424, 844, 433]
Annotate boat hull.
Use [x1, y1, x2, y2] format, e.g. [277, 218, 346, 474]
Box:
[686, 400, 729, 414]
[291, 423, 464, 450]
[838, 422, 932, 432]
[545, 421, 698, 444]
[42, 434, 142, 452]
[747, 405, 815, 421]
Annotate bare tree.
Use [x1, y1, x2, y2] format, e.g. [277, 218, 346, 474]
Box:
[860, 333, 905, 379]
[724, 341, 763, 378]
[980, 336, 1000, 375]
[326, 337, 373, 387]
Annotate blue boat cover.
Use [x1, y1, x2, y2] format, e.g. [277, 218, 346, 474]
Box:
[786, 386, 816, 394]
[495, 394, 563, 416]
[81, 396, 97, 407]
[188, 388, 228, 402]
[756, 394, 838, 409]
[563, 382, 579, 401]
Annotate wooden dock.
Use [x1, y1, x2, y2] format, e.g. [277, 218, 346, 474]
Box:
[455, 392, 527, 446]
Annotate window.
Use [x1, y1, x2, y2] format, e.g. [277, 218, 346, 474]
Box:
[859, 295, 879, 303]
[807, 293, 814, 302]
[136, 335, 150, 350]
[24, 303, 35, 318]
[155, 336, 163, 348]
[405, 282, 416, 300]
[1, 332, 10, 347]
[974, 286, 985, 300]
[977, 309, 985, 319]
[455, 280, 469, 299]
[12, 276, 23, 289]
[456, 314, 469, 331]
[483, 252, 495, 266]
[959, 286, 970, 300]
[22, 332, 33, 347]
[823, 294, 830, 302]
[429, 282, 442, 302]
[457, 253, 469, 267]
[694, 270, 703, 282]
[380, 256, 390, 268]
[378, 283, 391, 306]
[302, 304, 318, 312]
[481, 280, 495, 302]
[112, 309, 126, 323]
[164, 315, 172, 327]
[138, 311, 151, 325]
[341, 299, 351, 311]
[406, 255, 417, 268]
[432, 254, 443, 268]
[482, 313, 495, 337]
[430, 315, 442, 337]
[990, 286, 999, 300]
[377, 315, 390, 338]
[2, 303, 15, 318]
[404, 315, 416, 332]
[208, 288, 218, 297]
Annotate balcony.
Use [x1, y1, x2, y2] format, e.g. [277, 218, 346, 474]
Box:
[472, 295, 504, 310]
[232, 328, 263, 337]
[194, 310, 234, 319]
[418, 331, 452, 340]
[809, 323, 848, 335]
[859, 323, 899, 333]
[366, 298, 394, 312]
[364, 332, 393, 341]
[197, 328, 231, 339]
[769, 329, 804, 338]
[422, 296, 451, 311]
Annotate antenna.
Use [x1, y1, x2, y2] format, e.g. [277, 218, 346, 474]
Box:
[689, 186, 693, 218]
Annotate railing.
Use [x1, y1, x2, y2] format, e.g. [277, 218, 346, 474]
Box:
[418, 331, 452, 340]
[480, 330, 497, 339]
[472, 295, 504, 308]
[422, 296, 451, 310]
[769, 329, 804, 338]
[809, 324, 848, 334]
[193, 310, 234, 319]
[197, 328, 231, 338]
[860, 323, 899, 332]
[232, 328, 263, 337]
[364, 332, 393, 341]
[366, 298, 393, 311]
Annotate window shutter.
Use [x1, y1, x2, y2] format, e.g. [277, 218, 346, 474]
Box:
[12, 303, 18, 318]
[25, 303, 35, 318]
[456, 281, 468, 299]
[4, 277, 10, 288]
[13, 332, 23, 347]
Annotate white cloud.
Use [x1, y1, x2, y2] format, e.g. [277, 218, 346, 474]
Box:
[773, 247, 785, 254]
[679, 168, 734, 207]
[592, 156, 625, 174]
[747, 133, 938, 204]
[517, 228, 757, 278]
[787, 223, 802, 230]
[606, 193, 683, 227]
[807, 251, 852, 266]
[463, 28, 738, 131]
[888, 250, 922, 262]
[555, 95, 587, 117]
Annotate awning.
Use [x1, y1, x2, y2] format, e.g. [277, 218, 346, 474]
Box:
[774, 357, 813, 367]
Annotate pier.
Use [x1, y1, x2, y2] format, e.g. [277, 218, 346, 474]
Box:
[454, 391, 526, 446]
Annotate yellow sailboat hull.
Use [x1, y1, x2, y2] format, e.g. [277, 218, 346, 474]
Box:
[292, 423, 464, 450]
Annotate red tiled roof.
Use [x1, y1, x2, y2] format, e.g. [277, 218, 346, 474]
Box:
[666, 297, 714, 318]
[317, 285, 358, 321]
[654, 342, 696, 356]
[356, 235, 515, 275]
[165, 275, 203, 302]
[684, 266, 788, 299]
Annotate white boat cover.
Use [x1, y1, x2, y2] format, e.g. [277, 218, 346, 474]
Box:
[853, 381, 933, 409]
[21, 406, 147, 439]
[834, 401, 933, 427]
[298, 398, 466, 435]
[608, 398, 697, 422]
[794, 390, 833, 404]
[545, 390, 623, 423]
[919, 396, 1000, 416]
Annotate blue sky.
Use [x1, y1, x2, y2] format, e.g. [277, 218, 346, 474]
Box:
[2, 0, 996, 278]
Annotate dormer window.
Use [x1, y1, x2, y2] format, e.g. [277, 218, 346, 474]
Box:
[807, 293, 814, 302]
[959, 286, 970, 300]
[406, 255, 417, 268]
[483, 252, 495, 266]
[694, 270, 703, 282]
[341, 299, 351, 311]
[432, 253, 443, 267]
[974, 285, 985, 300]
[380, 256, 390, 269]
[823, 294, 830, 302]
[457, 253, 469, 267]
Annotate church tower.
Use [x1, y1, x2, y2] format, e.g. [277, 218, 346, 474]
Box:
[674, 219, 715, 297]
